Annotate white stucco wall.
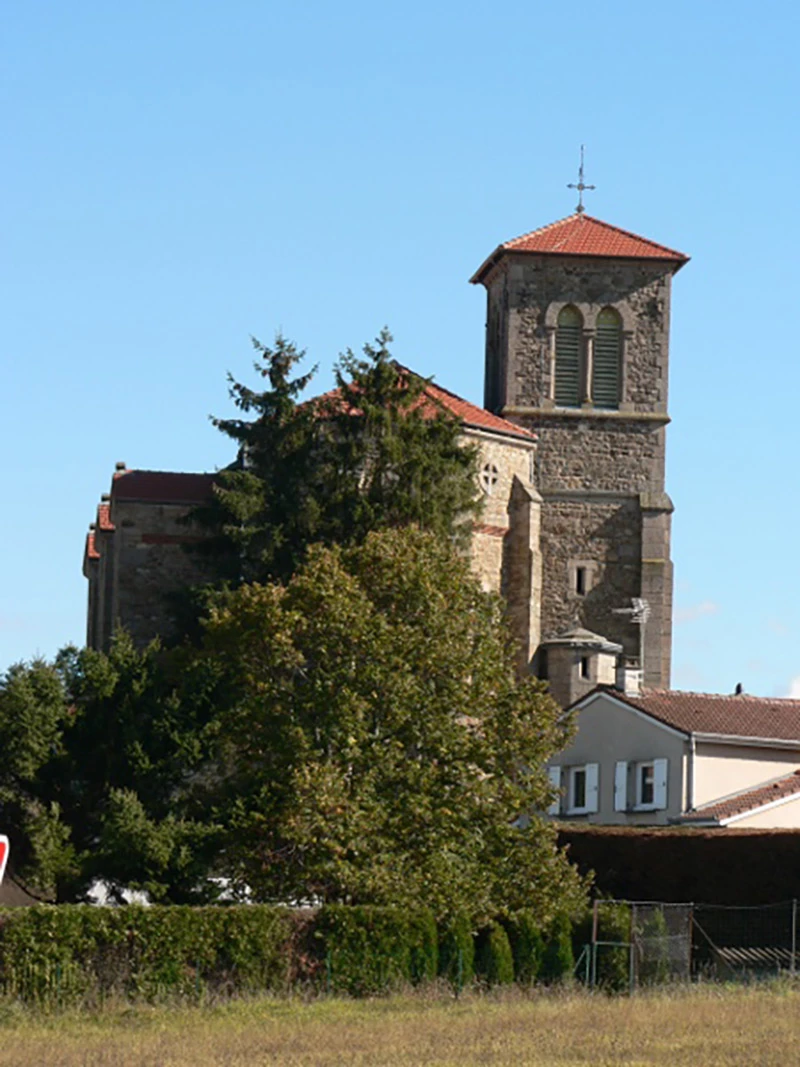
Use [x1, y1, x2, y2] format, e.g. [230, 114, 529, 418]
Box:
[693, 743, 800, 808]
[550, 692, 687, 825]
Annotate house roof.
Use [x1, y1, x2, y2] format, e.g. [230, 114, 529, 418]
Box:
[590, 688, 800, 744]
[111, 469, 217, 505]
[315, 364, 536, 443]
[470, 214, 689, 284]
[414, 373, 535, 442]
[683, 771, 800, 825]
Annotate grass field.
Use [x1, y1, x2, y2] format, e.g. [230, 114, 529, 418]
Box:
[0, 985, 795, 1066]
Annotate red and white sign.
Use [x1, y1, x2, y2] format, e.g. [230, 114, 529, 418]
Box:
[0, 837, 10, 886]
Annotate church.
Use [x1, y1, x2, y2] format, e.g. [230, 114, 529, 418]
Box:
[84, 209, 688, 711]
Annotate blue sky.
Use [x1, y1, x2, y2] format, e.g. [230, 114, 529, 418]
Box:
[3, 1, 799, 696]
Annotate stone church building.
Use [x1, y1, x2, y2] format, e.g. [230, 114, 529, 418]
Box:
[84, 212, 688, 708]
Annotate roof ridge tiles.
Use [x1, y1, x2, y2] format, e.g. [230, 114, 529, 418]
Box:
[636, 688, 800, 705]
[470, 213, 688, 284]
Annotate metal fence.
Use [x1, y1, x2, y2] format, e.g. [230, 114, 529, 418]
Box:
[587, 899, 800, 991]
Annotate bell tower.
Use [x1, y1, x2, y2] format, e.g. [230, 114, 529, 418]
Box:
[471, 213, 688, 689]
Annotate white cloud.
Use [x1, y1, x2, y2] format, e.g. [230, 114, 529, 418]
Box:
[674, 601, 720, 625]
[786, 677, 800, 699]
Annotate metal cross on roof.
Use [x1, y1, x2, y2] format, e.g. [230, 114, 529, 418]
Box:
[567, 145, 596, 214]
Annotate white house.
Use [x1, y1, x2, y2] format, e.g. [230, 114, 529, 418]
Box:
[548, 685, 800, 829]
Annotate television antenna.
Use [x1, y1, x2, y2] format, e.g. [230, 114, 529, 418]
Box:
[612, 598, 650, 679]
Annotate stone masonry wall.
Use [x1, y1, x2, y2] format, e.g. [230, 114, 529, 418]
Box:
[107, 500, 211, 649]
[465, 429, 541, 665]
[500, 256, 673, 413]
[478, 251, 678, 688]
[539, 497, 642, 662]
[533, 417, 666, 494]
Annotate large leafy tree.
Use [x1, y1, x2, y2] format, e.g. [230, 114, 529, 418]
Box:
[192, 329, 482, 589]
[199, 527, 586, 923]
[44, 637, 224, 903]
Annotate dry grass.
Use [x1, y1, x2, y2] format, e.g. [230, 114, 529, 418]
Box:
[0, 984, 796, 1066]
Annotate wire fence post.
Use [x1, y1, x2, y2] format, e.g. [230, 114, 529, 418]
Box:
[792, 900, 797, 976]
[590, 899, 599, 990]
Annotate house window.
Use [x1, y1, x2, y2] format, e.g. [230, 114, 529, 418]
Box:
[567, 763, 599, 815]
[637, 762, 655, 807]
[555, 306, 582, 407]
[633, 758, 668, 811]
[580, 656, 591, 680]
[572, 767, 587, 809]
[593, 307, 621, 409]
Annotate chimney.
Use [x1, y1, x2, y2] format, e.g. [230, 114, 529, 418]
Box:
[115, 461, 126, 471]
[616, 658, 643, 697]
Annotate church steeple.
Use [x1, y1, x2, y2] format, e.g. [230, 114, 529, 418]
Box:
[472, 213, 688, 689]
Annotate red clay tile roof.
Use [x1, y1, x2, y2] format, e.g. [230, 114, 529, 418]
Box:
[612, 689, 800, 743]
[111, 470, 216, 504]
[418, 375, 534, 441]
[85, 531, 99, 562]
[684, 771, 800, 824]
[471, 214, 689, 284]
[315, 366, 535, 443]
[96, 503, 114, 531]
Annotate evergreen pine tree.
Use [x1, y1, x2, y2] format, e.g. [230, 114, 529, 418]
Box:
[190, 329, 482, 591]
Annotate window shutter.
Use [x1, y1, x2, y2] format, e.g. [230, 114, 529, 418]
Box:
[555, 307, 582, 407]
[593, 308, 621, 409]
[547, 766, 562, 815]
[585, 763, 600, 813]
[614, 761, 628, 812]
[653, 758, 668, 809]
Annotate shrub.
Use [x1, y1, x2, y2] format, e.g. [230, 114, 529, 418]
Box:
[540, 912, 574, 984]
[315, 905, 436, 995]
[0, 905, 292, 1003]
[437, 911, 475, 990]
[573, 902, 630, 992]
[475, 921, 514, 986]
[503, 910, 545, 984]
[406, 908, 438, 984]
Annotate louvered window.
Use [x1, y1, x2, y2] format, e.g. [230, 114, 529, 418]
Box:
[593, 307, 621, 409]
[554, 306, 582, 407]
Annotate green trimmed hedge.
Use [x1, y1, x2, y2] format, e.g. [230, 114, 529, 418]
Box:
[474, 921, 514, 986]
[0, 905, 293, 1002]
[315, 905, 438, 995]
[502, 910, 544, 985]
[0, 903, 608, 1002]
[437, 911, 475, 990]
[540, 913, 574, 984]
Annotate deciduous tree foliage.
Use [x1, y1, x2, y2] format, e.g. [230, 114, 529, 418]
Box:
[199, 527, 585, 922]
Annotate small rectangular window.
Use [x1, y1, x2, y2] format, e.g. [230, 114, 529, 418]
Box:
[567, 763, 599, 814]
[639, 763, 655, 807]
[572, 768, 587, 810]
[580, 656, 591, 680]
[576, 567, 586, 596]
